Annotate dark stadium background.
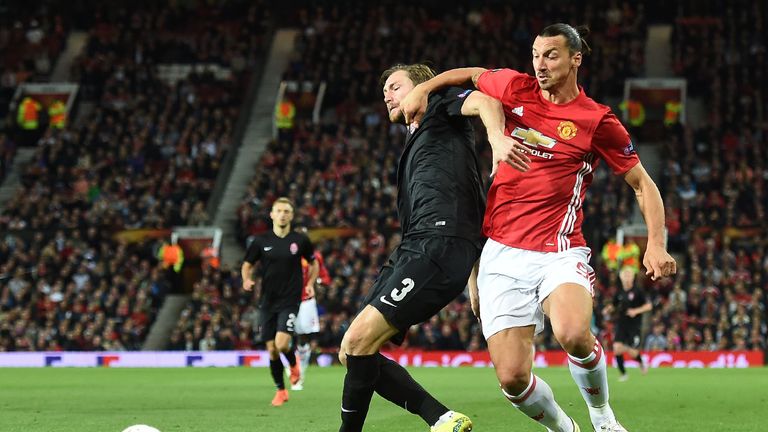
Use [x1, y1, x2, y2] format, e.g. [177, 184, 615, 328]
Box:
[0, 0, 764, 369]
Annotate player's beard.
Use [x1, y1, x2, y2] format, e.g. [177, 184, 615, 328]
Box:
[388, 107, 405, 124]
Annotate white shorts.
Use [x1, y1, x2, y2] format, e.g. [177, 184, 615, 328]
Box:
[478, 238, 595, 339]
[294, 298, 320, 335]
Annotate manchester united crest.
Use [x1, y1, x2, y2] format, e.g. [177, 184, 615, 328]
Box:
[557, 121, 578, 140]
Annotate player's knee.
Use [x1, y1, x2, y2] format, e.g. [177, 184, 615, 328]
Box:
[275, 339, 291, 353]
[342, 326, 375, 355]
[267, 345, 280, 359]
[557, 329, 593, 356]
[496, 365, 532, 395]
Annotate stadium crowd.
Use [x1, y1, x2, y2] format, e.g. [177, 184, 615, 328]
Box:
[1, 0, 765, 356]
[646, 0, 767, 352]
[0, 1, 270, 351]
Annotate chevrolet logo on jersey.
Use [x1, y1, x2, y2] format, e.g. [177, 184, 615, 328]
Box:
[511, 127, 557, 149]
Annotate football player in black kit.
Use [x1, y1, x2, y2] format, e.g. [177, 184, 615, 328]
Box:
[605, 266, 652, 381]
[336, 63, 529, 432]
[242, 197, 318, 406]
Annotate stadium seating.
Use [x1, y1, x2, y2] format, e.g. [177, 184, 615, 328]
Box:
[639, 0, 767, 351]
[0, 1, 270, 351]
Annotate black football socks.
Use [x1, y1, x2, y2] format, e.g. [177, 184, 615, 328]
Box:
[339, 354, 379, 432]
[615, 354, 626, 375]
[270, 358, 285, 390]
[375, 353, 447, 425]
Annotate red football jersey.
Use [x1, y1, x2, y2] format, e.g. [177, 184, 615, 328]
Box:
[301, 251, 331, 300]
[477, 68, 639, 252]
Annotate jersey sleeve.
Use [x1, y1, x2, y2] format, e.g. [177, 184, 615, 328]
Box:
[243, 238, 261, 264]
[315, 252, 332, 285]
[442, 87, 475, 117]
[476, 68, 524, 100]
[301, 235, 315, 261]
[591, 113, 640, 175]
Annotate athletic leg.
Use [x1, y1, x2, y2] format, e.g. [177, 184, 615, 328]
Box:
[489, 327, 576, 432]
[545, 283, 623, 430]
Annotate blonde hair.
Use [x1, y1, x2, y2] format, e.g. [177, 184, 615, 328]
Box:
[272, 197, 295, 210]
[380, 63, 437, 87]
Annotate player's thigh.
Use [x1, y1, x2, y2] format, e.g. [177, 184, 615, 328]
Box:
[258, 310, 279, 344]
[543, 282, 594, 351]
[343, 304, 399, 355]
[487, 326, 536, 388]
[478, 240, 546, 338]
[275, 306, 300, 335]
[540, 248, 595, 341]
[371, 237, 478, 330]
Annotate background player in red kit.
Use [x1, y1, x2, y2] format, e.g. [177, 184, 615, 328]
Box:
[402, 24, 676, 432]
[292, 248, 331, 390]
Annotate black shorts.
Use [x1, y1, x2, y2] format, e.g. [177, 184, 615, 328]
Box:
[614, 323, 641, 348]
[363, 236, 480, 345]
[257, 305, 300, 342]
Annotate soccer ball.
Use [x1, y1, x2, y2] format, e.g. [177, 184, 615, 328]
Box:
[121, 425, 160, 432]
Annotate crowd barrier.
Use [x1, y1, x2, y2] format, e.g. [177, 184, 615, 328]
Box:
[0, 350, 762, 368]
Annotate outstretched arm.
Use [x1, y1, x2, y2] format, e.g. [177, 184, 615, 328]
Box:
[401, 67, 488, 126]
[460, 91, 529, 173]
[623, 162, 677, 280]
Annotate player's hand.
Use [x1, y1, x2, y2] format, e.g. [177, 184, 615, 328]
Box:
[243, 279, 255, 291]
[401, 84, 429, 128]
[643, 244, 677, 281]
[470, 296, 481, 323]
[627, 309, 638, 318]
[305, 283, 315, 299]
[488, 131, 530, 175]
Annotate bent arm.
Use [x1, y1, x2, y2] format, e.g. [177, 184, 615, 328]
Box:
[460, 91, 530, 173]
[634, 302, 653, 315]
[305, 260, 319, 298]
[623, 162, 677, 279]
[460, 90, 505, 136]
[241, 261, 254, 290]
[402, 68, 488, 125]
[420, 67, 488, 94]
[623, 163, 665, 248]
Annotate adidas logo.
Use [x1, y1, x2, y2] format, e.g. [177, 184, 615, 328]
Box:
[512, 106, 524, 117]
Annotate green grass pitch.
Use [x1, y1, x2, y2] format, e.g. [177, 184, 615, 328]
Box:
[1, 366, 765, 431]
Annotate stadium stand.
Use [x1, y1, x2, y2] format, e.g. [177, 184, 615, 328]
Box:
[0, 0, 271, 351]
[647, 0, 767, 351]
[3, 0, 764, 356]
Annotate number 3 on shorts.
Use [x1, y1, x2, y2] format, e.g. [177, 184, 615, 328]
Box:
[286, 313, 296, 332]
[391, 278, 415, 301]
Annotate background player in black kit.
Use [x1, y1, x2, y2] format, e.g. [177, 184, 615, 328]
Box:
[242, 197, 318, 406]
[336, 63, 529, 432]
[605, 266, 652, 381]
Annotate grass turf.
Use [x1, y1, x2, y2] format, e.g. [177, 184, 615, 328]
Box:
[1, 366, 765, 431]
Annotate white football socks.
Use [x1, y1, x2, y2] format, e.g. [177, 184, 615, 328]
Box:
[297, 343, 311, 380]
[567, 339, 616, 427]
[502, 373, 575, 432]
